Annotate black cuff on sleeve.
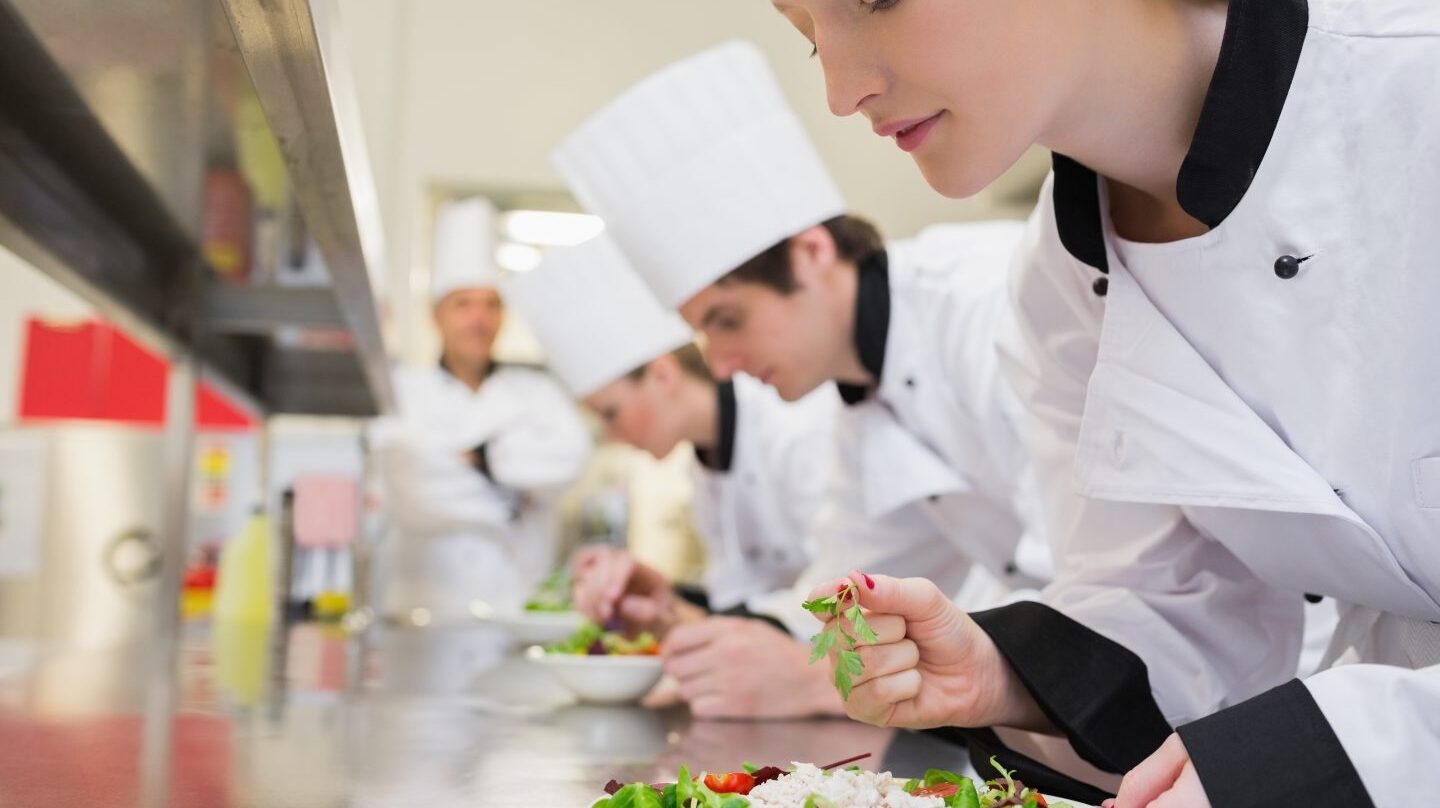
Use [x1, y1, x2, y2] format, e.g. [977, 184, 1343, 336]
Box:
[672, 583, 710, 611]
[970, 601, 1172, 773]
[956, 728, 1115, 808]
[469, 443, 492, 480]
[1179, 679, 1373, 808]
[715, 603, 788, 635]
[668, 584, 788, 634]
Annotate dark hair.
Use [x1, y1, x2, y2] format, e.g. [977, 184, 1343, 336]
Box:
[718, 214, 885, 294]
[626, 343, 712, 383]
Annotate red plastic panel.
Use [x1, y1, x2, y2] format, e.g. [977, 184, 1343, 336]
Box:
[18, 318, 257, 430]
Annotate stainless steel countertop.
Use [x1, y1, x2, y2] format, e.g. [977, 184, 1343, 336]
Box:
[0, 621, 973, 807]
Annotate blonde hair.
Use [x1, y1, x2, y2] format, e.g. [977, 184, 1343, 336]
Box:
[626, 343, 712, 382]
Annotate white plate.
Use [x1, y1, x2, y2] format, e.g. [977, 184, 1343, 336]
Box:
[528, 648, 663, 704]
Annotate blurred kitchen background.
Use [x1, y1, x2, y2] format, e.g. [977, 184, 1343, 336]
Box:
[0, 1, 1045, 805]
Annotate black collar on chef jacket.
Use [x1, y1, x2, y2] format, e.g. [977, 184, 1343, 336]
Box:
[1051, 0, 1309, 276]
[836, 249, 891, 406]
[694, 380, 737, 472]
[437, 356, 502, 385]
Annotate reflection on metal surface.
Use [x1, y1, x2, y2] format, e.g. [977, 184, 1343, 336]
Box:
[140, 352, 198, 808]
[0, 428, 168, 659]
[8, 0, 210, 234]
[102, 526, 164, 586]
[374, 623, 511, 698]
[214, 618, 270, 707]
[202, 284, 349, 334]
[341, 606, 374, 634]
[0, 621, 990, 807]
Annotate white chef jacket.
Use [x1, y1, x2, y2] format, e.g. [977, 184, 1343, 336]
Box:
[370, 362, 591, 617]
[978, 2, 1440, 805]
[825, 223, 1053, 602]
[688, 373, 832, 614]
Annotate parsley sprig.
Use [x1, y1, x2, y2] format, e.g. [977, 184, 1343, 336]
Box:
[802, 583, 879, 699]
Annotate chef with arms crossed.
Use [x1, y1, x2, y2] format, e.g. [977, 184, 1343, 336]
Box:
[552, 38, 1056, 716]
[773, 0, 1440, 806]
[370, 197, 591, 623]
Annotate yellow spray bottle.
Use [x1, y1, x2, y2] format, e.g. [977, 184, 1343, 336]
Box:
[214, 507, 275, 623]
[214, 507, 274, 704]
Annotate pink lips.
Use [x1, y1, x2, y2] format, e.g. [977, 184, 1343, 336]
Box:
[874, 113, 943, 153]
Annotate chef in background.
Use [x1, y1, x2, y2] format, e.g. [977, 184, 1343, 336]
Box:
[370, 197, 591, 623]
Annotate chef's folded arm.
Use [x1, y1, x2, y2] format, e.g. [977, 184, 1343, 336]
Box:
[476, 376, 592, 493]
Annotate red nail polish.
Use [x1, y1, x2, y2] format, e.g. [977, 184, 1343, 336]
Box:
[836, 582, 848, 595]
[862, 573, 875, 590]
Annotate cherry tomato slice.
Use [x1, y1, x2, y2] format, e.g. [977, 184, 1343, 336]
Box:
[703, 772, 757, 795]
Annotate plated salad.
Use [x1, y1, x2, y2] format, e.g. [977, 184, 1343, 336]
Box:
[596, 756, 1076, 808]
[545, 621, 660, 657]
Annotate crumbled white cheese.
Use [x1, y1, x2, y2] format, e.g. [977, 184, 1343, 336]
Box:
[745, 763, 943, 808]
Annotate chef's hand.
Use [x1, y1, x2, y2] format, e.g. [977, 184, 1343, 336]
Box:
[570, 546, 702, 635]
[1105, 734, 1211, 808]
[809, 571, 1051, 732]
[659, 616, 844, 719]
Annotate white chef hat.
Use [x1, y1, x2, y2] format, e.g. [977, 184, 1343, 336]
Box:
[501, 234, 694, 398]
[431, 197, 501, 302]
[553, 40, 845, 309]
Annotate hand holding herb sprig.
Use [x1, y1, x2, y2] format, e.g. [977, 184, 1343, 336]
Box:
[802, 582, 880, 700]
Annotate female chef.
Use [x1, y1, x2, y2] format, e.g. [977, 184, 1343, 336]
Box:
[778, 1, 1440, 806]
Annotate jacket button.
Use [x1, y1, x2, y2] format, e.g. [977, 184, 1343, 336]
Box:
[1274, 254, 1310, 279]
[905, 377, 916, 388]
[1092, 276, 1108, 297]
[1004, 562, 1019, 576]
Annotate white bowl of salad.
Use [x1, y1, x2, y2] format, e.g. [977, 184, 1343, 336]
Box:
[529, 622, 663, 704]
